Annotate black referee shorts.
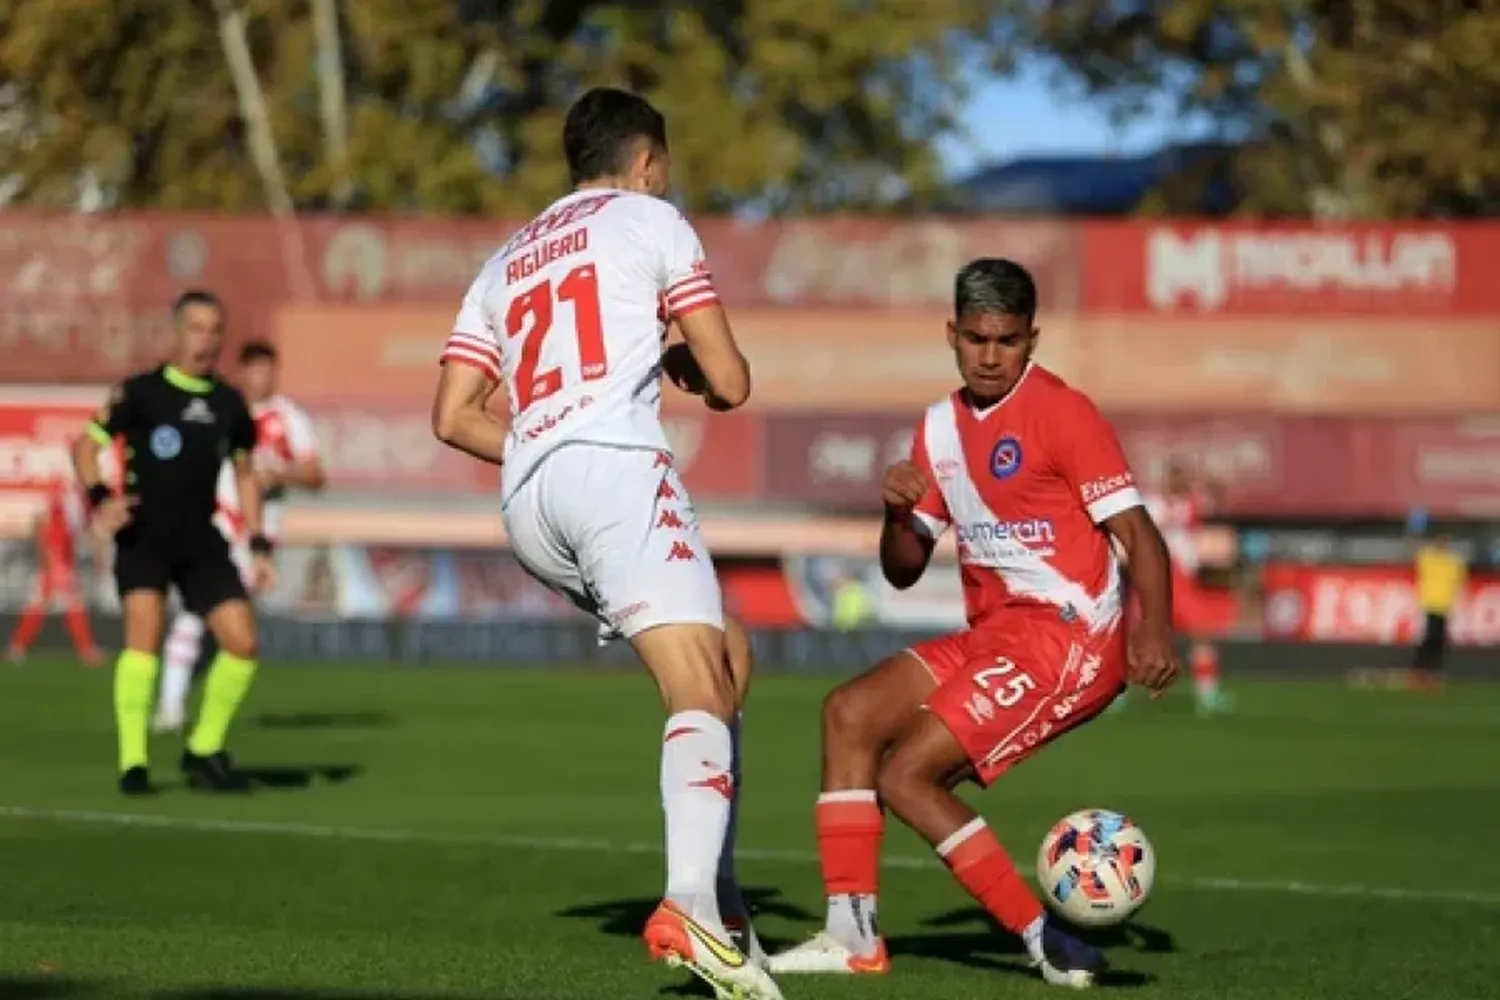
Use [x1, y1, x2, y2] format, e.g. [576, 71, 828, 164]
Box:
[114, 527, 248, 616]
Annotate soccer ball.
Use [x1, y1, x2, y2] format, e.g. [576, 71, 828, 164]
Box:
[1036, 809, 1155, 928]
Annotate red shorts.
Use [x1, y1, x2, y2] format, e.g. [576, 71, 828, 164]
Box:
[909, 610, 1125, 786]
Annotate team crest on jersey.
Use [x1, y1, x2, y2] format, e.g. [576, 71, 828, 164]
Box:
[149, 425, 182, 459]
[990, 436, 1023, 479]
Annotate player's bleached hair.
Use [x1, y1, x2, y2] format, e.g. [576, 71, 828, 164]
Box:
[954, 258, 1037, 320]
[171, 288, 225, 321]
[563, 87, 668, 186]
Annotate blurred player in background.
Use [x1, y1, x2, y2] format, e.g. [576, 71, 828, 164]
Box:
[431, 87, 780, 1000]
[153, 341, 323, 733]
[6, 474, 104, 666]
[770, 259, 1178, 988]
[72, 290, 273, 796]
[1410, 530, 1465, 692]
[1141, 459, 1231, 715]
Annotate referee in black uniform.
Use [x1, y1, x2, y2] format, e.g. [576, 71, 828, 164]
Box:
[71, 290, 274, 796]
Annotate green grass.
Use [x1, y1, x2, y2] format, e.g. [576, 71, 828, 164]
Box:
[1, 659, 1498, 1000]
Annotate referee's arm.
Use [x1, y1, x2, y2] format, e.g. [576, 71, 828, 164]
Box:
[72, 382, 132, 497]
[228, 397, 266, 539]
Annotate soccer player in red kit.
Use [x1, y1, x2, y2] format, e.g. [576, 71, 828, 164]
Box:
[1139, 459, 1233, 715]
[769, 259, 1179, 988]
[7, 475, 103, 665]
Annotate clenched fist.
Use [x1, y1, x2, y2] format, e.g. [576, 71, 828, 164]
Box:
[1127, 621, 1180, 697]
[882, 459, 929, 515]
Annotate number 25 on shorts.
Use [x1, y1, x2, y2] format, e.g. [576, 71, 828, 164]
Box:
[973, 657, 1037, 708]
[507, 264, 607, 410]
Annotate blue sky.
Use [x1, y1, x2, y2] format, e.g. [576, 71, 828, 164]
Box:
[937, 61, 1203, 177]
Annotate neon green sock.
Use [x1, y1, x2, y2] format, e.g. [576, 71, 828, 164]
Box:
[114, 649, 159, 772]
[187, 651, 258, 757]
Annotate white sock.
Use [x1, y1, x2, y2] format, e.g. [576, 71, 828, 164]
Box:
[827, 893, 880, 953]
[661, 710, 734, 937]
[1021, 914, 1046, 964]
[158, 613, 203, 718]
[716, 712, 746, 914]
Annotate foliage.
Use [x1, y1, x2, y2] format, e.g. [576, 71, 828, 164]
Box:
[0, 0, 999, 214]
[1021, 0, 1500, 217]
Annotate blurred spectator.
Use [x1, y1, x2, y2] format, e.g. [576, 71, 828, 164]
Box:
[1411, 531, 1466, 691]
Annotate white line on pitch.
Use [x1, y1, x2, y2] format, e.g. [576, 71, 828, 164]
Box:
[3, 804, 1497, 908]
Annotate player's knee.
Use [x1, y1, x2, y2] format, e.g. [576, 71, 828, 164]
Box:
[634, 623, 736, 720]
[822, 681, 873, 747]
[874, 750, 923, 818]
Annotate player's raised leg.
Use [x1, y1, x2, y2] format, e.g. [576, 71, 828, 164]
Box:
[877, 632, 1128, 989]
[154, 610, 204, 733]
[768, 645, 941, 974]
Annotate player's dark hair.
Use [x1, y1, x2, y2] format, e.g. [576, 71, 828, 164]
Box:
[238, 340, 278, 364]
[954, 258, 1037, 321]
[171, 288, 224, 321]
[563, 87, 668, 186]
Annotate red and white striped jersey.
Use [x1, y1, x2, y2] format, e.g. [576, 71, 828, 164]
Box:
[1145, 489, 1207, 573]
[212, 394, 319, 543]
[908, 364, 1144, 634]
[439, 188, 717, 502]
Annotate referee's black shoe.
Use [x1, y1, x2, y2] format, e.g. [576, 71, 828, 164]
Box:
[181, 749, 252, 793]
[119, 766, 158, 797]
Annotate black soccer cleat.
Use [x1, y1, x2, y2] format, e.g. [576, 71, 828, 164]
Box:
[180, 749, 252, 793]
[118, 766, 158, 797]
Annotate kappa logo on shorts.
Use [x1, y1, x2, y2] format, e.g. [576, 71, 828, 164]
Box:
[149, 425, 182, 460]
[989, 437, 1023, 479]
[656, 509, 686, 530]
[964, 691, 995, 724]
[657, 480, 679, 501]
[665, 541, 697, 562]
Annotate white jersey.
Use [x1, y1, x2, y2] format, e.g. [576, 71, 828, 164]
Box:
[439, 188, 718, 503]
[211, 394, 319, 544]
[251, 393, 319, 540]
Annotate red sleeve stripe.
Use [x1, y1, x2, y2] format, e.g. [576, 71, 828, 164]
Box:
[446, 330, 498, 355]
[665, 274, 714, 303]
[666, 285, 718, 317]
[440, 343, 501, 382]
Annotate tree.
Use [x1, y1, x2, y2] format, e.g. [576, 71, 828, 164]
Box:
[1019, 0, 1500, 218]
[0, 0, 1001, 215]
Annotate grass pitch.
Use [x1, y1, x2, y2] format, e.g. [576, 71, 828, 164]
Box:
[0, 658, 1496, 1000]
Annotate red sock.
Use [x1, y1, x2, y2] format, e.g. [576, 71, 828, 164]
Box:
[64, 603, 97, 660]
[816, 791, 883, 896]
[938, 818, 1044, 934]
[8, 601, 46, 653]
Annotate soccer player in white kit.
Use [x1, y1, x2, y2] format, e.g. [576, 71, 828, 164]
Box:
[153, 342, 324, 733]
[431, 88, 780, 1000]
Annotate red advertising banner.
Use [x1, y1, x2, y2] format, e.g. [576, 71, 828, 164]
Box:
[759, 411, 1500, 518]
[307, 403, 760, 500]
[1261, 563, 1500, 645]
[0, 390, 101, 495]
[0, 214, 294, 382]
[762, 412, 914, 507]
[1047, 317, 1500, 413]
[302, 216, 1085, 311]
[1084, 222, 1500, 315]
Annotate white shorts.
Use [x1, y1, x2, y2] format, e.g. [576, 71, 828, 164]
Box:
[503, 443, 724, 640]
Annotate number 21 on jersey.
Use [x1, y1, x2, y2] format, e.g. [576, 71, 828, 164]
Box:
[506, 264, 605, 410]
